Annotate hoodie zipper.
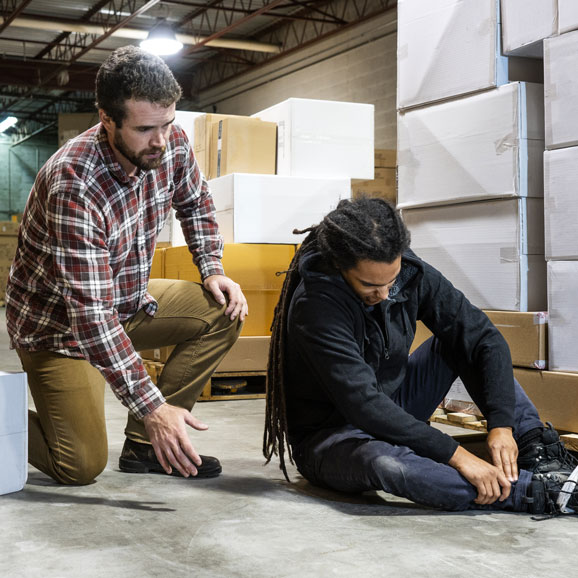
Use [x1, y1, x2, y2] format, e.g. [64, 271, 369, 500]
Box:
[365, 301, 392, 361]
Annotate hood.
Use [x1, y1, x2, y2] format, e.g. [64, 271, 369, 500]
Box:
[298, 247, 425, 305]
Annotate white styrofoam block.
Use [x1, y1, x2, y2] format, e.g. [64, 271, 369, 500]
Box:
[252, 98, 374, 180]
[403, 198, 546, 312]
[544, 148, 578, 260]
[397, 0, 507, 110]
[501, 0, 557, 57]
[0, 372, 28, 495]
[174, 110, 204, 145]
[558, 0, 578, 34]
[397, 82, 544, 209]
[208, 173, 351, 244]
[544, 31, 578, 150]
[547, 261, 578, 372]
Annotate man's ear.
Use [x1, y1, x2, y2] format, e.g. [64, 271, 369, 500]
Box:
[99, 109, 114, 131]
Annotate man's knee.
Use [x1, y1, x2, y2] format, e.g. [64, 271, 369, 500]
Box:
[50, 443, 108, 486]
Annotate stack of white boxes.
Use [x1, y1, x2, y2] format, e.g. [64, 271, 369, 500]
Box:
[397, 0, 546, 313]
[397, 0, 553, 417]
[497, 0, 578, 434]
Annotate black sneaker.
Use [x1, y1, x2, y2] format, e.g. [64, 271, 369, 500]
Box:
[119, 438, 222, 478]
[518, 422, 578, 474]
[525, 466, 578, 516]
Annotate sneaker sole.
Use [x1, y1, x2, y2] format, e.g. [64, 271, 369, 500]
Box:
[119, 457, 222, 478]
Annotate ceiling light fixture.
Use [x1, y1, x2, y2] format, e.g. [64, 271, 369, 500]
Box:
[0, 116, 18, 133]
[140, 22, 183, 56]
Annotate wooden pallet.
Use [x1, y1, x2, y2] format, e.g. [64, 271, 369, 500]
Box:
[430, 408, 488, 432]
[199, 371, 266, 401]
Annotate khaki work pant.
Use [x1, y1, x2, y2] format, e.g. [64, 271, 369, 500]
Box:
[17, 279, 242, 485]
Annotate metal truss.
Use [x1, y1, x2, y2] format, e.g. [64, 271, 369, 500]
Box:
[180, 0, 397, 96]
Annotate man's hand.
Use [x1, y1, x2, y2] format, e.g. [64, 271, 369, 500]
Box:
[487, 426, 518, 482]
[203, 274, 248, 321]
[143, 403, 208, 477]
[449, 445, 511, 505]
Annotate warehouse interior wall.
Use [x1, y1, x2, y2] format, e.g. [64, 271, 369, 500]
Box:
[195, 10, 398, 150]
[0, 139, 56, 220]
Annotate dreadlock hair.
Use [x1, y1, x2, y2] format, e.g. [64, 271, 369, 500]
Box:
[263, 197, 411, 480]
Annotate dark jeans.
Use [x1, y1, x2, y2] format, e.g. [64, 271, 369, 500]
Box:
[292, 337, 542, 512]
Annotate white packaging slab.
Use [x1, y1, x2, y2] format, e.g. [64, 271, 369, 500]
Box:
[397, 0, 507, 110]
[0, 372, 28, 495]
[547, 261, 578, 372]
[252, 98, 374, 180]
[208, 173, 351, 244]
[544, 30, 578, 150]
[501, 0, 557, 57]
[397, 82, 544, 209]
[403, 197, 546, 311]
[544, 147, 578, 260]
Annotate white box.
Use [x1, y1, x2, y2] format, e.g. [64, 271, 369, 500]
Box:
[174, 110, 204, 145]
[397, 0, 508, 110]
[544, 147, 578, 260]
[547, 261, 578, 372]
[501, 0, 557, 57]
[0, 372, 27, 495]
[397, 82, 544, 209]
[544, 31, 578, 149]
[558, 0, 578, 34]
[403, 198, 546, 311]
[208, 173, 351, 244]
[252, 98, 374, 180]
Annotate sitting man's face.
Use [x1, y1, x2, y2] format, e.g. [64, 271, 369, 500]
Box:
[340, 256, 402, 307]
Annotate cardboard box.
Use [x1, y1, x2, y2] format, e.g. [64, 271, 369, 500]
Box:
[0, 372, 28, 495]
[544, 30, 578, 150]
[150, 247, 166, 279]
[397, 82, 544, 209]
[558, 0, 578, 34]
[140, 336, 270, 375]
[501, 0, 557, 57]
[193, 113, 244, 176]
[544, 147, 578, 260]
[351, 167, 396, 205]
[208, 173, 351, 244]
[397, 0, 508, 110]
[209, 117, 277, 180]
[216, 335, 270, 372]
[411, 311, 548, 370]
[164, 244, 295, 336]
[0, 229, 19, 301]
[403, 198, 546, 311]
[58, 112, 99, 148]
[174, 110, 204, 145]
[374, 149, 396, 169]
[547, 261, 578, 372]
[443, 377, 481, 416]
[515, 368, 578, 432]
[252, 98, 374, 179]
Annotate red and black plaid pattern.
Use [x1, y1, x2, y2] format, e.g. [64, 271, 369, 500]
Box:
[6, 123, 223, 418]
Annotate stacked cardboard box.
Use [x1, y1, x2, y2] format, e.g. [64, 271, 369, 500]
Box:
[397, 0, 552, 418]
[542, 15, 578, 378]
[351, 150, 396, 205]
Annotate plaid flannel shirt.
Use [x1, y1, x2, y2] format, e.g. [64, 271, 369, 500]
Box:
[6, 123, 224, 418]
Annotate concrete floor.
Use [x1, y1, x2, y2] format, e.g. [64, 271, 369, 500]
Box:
[1, 307, 578, 578]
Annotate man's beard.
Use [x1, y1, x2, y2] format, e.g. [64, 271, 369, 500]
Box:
[114, 132, 166, 171]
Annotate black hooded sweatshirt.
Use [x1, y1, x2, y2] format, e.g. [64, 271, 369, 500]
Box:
[285, 248, 516, 465]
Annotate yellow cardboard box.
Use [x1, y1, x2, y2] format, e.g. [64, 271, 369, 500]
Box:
[164, 244, 296, 335]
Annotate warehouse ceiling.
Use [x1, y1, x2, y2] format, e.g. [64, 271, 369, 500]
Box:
[0, 0, 396, 144]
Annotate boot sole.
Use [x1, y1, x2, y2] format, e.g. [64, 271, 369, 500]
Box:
[119, 457, 222, 478]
